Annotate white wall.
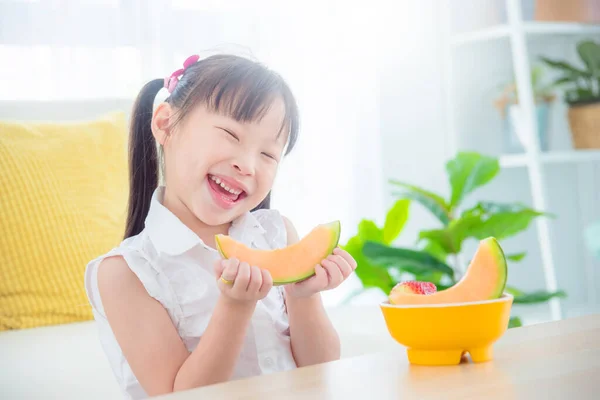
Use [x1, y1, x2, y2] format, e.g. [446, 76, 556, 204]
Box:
[377, 0, 452, 242]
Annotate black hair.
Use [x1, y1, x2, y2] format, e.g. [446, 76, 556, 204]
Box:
[124, 54, 299, 239]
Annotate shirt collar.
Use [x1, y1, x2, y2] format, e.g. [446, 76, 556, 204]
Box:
[144, 186, 266, 256]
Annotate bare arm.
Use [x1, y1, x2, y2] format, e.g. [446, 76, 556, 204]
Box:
[97, 255, 270, 396]
[281, 217, 348, 367]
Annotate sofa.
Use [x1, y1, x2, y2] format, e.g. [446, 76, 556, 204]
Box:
[0, 100, 397, 399]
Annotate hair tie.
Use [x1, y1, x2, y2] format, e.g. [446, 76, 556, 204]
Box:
[164, 54, 200, 93]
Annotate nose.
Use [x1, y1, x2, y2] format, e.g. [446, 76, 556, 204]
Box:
[232, 153, 256, 176]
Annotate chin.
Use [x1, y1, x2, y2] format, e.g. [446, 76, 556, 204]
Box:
[200, 174, 265, 224]
[189, 185, 243, 226]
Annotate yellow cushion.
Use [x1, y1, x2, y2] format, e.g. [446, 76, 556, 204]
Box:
[0, 112, 128, 331]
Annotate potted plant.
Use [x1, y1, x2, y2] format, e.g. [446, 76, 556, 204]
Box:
[534, 0, 600, 23]
[541, 39, 600, 149]
[493, 65, 557, 153]
[342, 151, 566, 328]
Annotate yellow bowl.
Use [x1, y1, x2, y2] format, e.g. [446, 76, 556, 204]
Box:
[379, 294, 513, 366]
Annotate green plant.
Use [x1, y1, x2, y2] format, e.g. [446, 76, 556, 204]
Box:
[493, 65, 557, 117]
[541, 39, 600, 105]
[342, 151, 566, 328]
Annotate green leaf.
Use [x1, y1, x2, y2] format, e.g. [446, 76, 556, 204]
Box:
[362, 241, 455, 278]
[460, 202, 553, 241]
[505, 286, 525, 297]
[421, 239, 449, 263]
[474, 201, 548, 215]
[468, 209, 546, 240]
[540, 56, 591, 78]
[419, 202, 550, 254]
[513, 290, 567, 304]
[419, 213, 484, 254]
[342, 236, 394, 294]
[551, 75, 573, 87]
[358, 220, 383, 243]
[506, 252, 526, 262]
[508, 316, 523, 328]
[383, 199, 410, 244]
[572, 88, 597, 103]
[413, 270, 446, 286]
[446, 152, 500, 208]
[419, 229, 456, 254]
[389, 180, 450, 225]
[577, 40, 600, 79]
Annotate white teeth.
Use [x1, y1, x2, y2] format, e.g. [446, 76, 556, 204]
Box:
[210, 175, 242, 195]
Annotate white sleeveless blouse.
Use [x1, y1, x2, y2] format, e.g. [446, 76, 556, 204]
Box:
[84, 186, 297, 399]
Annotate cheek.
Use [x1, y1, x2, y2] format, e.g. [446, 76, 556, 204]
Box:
[257, 162, 278, 188]
[172, 131, 216, 179]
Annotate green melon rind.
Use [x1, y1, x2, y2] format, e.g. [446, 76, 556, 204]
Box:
[273, 220, 342, 285]
[269, 220, 342, 285]
[215, 220, 342, 286]
[483, 236, 508, 298]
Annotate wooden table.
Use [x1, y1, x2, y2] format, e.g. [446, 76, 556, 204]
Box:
[157, 314, 600, 399]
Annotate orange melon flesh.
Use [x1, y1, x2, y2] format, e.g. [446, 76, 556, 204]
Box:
[389, 237, 507, 305]
[215, 221, 341, 285]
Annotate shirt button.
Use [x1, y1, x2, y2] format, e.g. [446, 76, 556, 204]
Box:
[263, 357, 274, 368]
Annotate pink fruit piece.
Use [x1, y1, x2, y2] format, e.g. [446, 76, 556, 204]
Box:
[392, 281, 437, 295]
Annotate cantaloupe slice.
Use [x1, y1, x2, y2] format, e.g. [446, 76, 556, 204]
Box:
[215, 221, 341, 285]
[389, 237, 507, 305]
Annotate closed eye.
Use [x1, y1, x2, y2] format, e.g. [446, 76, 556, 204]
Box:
[262, 152, 277, 161]
[218, 127, 239, 141]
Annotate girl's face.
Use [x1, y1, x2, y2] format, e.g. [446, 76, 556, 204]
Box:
[154, 101, 288, 227]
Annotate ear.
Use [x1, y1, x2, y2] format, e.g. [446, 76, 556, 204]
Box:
[151, 102, 173, 145]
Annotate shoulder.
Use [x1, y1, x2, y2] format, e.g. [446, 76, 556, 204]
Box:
[249, 208, 299, 247]
[96, 256, 143, 297]
[84, 234, 159, 317]
[281, 215, 299, 245]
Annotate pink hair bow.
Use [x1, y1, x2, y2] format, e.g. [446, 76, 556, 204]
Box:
[164, 54, 200, 93]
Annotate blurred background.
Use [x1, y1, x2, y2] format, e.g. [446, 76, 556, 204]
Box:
[1, 0, 600, 362]
[1, 0, 600, 398]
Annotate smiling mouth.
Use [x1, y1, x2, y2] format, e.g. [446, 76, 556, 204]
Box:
[207, 174, 247, 204]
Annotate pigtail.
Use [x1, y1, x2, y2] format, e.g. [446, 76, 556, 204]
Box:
[124, 78, 164, 239]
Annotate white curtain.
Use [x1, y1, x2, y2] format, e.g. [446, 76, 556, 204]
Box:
[0, 0, 384, 305]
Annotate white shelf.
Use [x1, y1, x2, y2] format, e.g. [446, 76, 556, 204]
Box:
[452, 22, 600, 47]
[500, 149, 600, 168]
[443, 0, 600, 323]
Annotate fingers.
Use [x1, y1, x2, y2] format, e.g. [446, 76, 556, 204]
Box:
[293, 264, 328, 291]
[333, 247, 358, 271]
[220, 258, 240, 283]
[259, 269, 273, 296]
[232, 262, 251, 292]
[247, 265, 263, 293]
[327, 254, 353, 279]
[214, 258, 226, 278]
[313, 264, 328, 288]
[321, 258, 343, 287]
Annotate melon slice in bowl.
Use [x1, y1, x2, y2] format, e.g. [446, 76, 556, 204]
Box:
[389, 237, 507, 306]
[215, 220, 340, 285]
[380, 237, 513, 366]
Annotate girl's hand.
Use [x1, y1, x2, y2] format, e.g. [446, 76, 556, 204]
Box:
[284, 247, 357, 298]
[214, 258, 273, 303]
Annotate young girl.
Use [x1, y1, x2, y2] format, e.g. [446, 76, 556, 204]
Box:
[84, 54, 357, 399]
